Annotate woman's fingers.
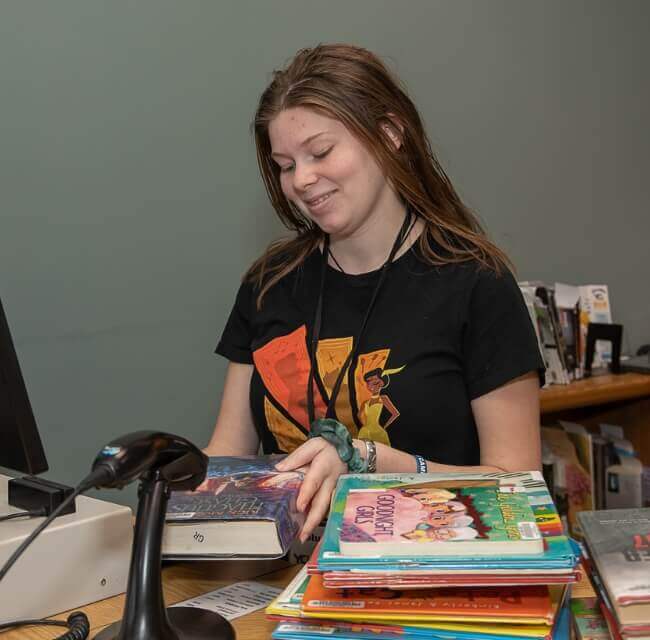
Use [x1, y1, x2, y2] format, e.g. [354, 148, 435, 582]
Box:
[297, 462, 326, 512]
[275, 438, 324, 472]
[300, 476, 337, 542]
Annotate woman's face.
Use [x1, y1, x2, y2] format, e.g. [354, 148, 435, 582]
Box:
[268, 107, 395, 238]
[365, 374, 384, 394]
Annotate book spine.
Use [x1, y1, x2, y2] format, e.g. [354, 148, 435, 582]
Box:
[275, 496, 303, 555]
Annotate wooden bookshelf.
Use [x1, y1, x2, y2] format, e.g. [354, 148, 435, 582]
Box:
[540, 372, 650, 466]
[540, 372, 650, 413]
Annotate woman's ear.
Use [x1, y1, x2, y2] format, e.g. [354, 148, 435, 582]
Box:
[380, 115, 404, 151]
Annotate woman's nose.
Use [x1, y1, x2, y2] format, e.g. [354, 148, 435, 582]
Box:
[292, 161, 317, 193]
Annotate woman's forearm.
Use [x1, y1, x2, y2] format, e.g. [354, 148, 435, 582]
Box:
[354, 439, 506, 474]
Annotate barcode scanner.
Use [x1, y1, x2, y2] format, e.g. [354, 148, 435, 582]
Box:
[86, 430, 208, 492]
[86, 431, 234, 640]
[2, 430, 233, 639]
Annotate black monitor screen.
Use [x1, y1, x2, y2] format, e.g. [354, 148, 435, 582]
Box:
[0, 297, 48, 475]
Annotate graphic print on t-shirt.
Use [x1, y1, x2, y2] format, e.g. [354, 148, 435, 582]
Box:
[252, 325, 405, 453]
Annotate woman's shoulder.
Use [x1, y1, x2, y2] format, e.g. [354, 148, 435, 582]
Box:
[408, 244, 513, 288]
[407, 226, 515, 289]
[238, 237, 321, 311]
[245, 235, 320, 281]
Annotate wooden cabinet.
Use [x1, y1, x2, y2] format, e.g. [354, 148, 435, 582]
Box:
[540, 373, 650, 465]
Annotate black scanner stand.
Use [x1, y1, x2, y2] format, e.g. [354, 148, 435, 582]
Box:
[95, 471, 235, 640]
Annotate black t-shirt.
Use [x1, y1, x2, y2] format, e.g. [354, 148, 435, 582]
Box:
[215, 245, 545, 466]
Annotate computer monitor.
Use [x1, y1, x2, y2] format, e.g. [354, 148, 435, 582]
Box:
[0, 297, 48, 475]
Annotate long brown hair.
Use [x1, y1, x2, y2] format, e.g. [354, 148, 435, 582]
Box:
[249, 43, 512, 307]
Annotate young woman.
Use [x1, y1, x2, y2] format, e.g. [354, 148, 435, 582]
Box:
[205, 44, 544, 541]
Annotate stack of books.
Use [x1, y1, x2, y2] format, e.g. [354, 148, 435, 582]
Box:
[578, 508, 650, 639]
[267, 471, 580, 640]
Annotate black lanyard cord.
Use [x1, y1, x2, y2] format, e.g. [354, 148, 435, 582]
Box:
[307, 209, 415, 427]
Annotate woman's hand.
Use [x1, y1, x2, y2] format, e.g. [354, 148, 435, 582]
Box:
[275, 437, 350, 542]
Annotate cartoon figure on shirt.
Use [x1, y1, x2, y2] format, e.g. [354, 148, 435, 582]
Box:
[357, 365, 405, 445]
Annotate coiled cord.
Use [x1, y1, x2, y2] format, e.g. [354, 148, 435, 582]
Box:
[0, 610, 90, 639]
[57, 612, 91, 640]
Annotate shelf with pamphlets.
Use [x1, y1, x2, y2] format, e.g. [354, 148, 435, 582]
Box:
[538, 372, 650, 553]
[540, 372, 650, 467]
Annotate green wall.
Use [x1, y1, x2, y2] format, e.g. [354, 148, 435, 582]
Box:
[1, 1, 648, 506]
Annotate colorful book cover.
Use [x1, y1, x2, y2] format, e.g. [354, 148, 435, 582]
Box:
[267, 565, 312, 619]
[577, 508, 650, 606]
[272, 618, 551, 640]
[163, 455, 304, 558]
[268, 569, 560, 639]
[339, 484, 542, 557]
[570, 597, 610, 639]
[318, 471, 577, 572]
[570, 560, 610, 639]
[550, 597, 570, 639]
[301, 573, 555, 625]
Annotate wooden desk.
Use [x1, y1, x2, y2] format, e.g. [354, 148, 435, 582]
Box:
[540, 372, 650, 464]
[4, 373, 648, 638]
[0, 560, 300, 640]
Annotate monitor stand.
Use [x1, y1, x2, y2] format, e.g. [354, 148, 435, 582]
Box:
[0, 474, 133, 625]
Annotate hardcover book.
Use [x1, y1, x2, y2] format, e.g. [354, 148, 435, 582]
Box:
[338, 482, 543, 557]
[577, 508, 650, 606]
[162, 455, 304, 559]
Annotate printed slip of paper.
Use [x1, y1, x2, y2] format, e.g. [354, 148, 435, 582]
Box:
[173, 581, 282, 620]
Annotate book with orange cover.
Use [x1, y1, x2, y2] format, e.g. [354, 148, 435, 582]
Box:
[301, 573, 555, 625]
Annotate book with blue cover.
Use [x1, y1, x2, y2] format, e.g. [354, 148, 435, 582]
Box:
[339, 483, 543, 557]
[162, 455, 304, 559]
[272, 619, 551, 640]
[318, 471, 578, 572]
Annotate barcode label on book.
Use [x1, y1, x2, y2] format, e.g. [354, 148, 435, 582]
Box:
[307, 600, 365, 608]
[518, 522, 542, 539]
[277, 624, 336, 634]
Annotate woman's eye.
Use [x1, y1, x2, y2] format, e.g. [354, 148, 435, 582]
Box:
[313, 147, 332, 159]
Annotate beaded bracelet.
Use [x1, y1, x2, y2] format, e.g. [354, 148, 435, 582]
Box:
[309, 418, 368, 473]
